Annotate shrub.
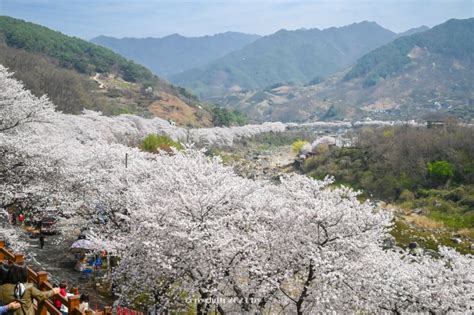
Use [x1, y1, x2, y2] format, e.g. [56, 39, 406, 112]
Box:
[212, 107, 248, 127]
[444, 186, 466, 202]
[399, 189, 415, 202]
[428, 161, 455, 178]
[460, 195, 474, 208]
[383, 129, 395, 138]
[428, 160, 455, 182]
[292, 140, 309, 154]
[140, 134, 183, 153]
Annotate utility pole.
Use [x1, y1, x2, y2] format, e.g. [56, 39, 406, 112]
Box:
[125, 153, 128, 169]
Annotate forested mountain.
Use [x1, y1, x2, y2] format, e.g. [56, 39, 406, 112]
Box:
[0, 15, 153, 82]
[344, 18, 473, 86]
[0, 15, 213, 126]
[215, 18, 474, 122]
[398, 25, 430, 37]
[91, 32, 260, 77]
[169, 21, 398, 97]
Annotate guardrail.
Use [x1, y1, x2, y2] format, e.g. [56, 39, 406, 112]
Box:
[0, 241, 112, 315]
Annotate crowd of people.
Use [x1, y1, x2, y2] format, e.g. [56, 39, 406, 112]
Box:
[0, 261, 90, 314]
[1, 210, 99, 313]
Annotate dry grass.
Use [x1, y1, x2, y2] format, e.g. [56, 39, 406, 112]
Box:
[403, 214, 444, 229]
[148, 92, 213, 127]
[105, 74, 138, 90]
[457, 228, 474, 239]
[385, 203, 410, 215]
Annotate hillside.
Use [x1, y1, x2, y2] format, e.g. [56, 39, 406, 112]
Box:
[398, 25, 430, 37]
[169, 21, 398, 98]
[0, 15, 212, 126]
[91, 32, 260, 77]
[344, 18, 473, 85]
[214, 19, 474, 122]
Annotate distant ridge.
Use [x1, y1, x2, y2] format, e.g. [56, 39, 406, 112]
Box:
[398, 25, 430, 37]
[91, 32, 261, 77]
[169, 21, 399, 97]
[344, 18, 474, 84]
[214, 18, 474, 123]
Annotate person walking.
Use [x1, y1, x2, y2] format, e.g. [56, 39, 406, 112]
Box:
[39, 234, 45, 249]
[0, 263, 60, 315]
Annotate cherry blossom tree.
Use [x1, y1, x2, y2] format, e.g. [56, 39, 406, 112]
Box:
[105, 170, 473, 314]
[0, 65, 55, 133]
[1, 64, 473, 314]
[0, 65, 59, 211]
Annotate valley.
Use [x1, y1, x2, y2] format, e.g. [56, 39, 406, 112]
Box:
[0, 5, 473, 314]
[209, 18, 474, 122]
[213, 124, 473, 256]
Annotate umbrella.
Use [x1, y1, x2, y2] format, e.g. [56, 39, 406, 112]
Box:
[70, 239, 96, 253]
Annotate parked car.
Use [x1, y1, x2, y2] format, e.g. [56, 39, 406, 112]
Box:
[40, 216, 59, 235]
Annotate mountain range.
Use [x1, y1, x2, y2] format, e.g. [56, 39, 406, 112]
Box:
[91, 32, 260, 77]
[1, 15, 472, 125]
[215, 18, 473, 122]
[169, 21, 427, 98]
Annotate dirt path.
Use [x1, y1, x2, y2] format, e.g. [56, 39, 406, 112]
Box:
[92, 73, 105, 89]
[268, 145, 295, 169]
[22, 232, 113, 308]
[229, 145, 296, 180]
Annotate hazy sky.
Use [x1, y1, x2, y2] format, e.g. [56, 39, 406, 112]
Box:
[0, 0, 473, 39]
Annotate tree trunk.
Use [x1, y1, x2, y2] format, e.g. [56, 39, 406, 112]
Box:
[296, 261, 315, 315]
[216, 304, 226, 315]
[197, 291, 210, 315]
[197, 302, 206, 315]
